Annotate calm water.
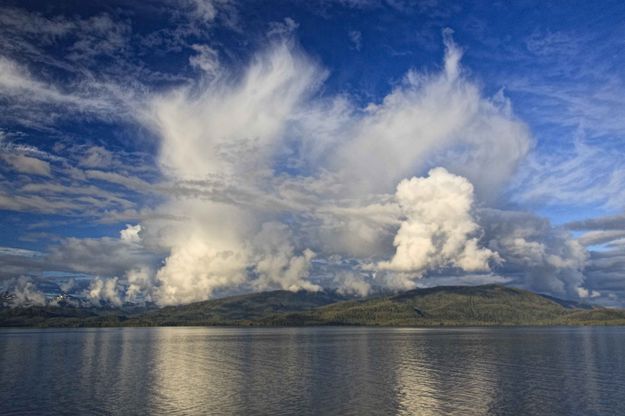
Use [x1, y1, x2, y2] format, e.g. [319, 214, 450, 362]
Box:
[1, 327, 624, 416]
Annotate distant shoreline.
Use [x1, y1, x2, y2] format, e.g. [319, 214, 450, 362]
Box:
[3, 284, 625, 328]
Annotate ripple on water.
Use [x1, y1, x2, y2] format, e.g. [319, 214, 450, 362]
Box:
[1, 327, 624, 415]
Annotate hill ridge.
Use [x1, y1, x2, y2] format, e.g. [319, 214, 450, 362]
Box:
[1, 284, 624, 327]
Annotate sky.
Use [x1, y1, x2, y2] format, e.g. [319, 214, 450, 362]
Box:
[2, 0, 625, 307]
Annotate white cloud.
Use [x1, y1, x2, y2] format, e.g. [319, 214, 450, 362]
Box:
[87, 276, 122, 306]
[324, 34, 530, 202]
[334, 270, 371, 297]
[125, 267, 156, 303]
[377, 168, 499, 281]
[2, 276, 47, 306]
[576, 287, 600, 299]
[251, 222, 319, 292]
[120, 224, 142, 243]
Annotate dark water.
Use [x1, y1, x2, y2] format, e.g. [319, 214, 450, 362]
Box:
[1, 327, 625, 416]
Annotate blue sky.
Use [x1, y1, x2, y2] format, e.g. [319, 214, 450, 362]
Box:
[1, 0, 625, 306]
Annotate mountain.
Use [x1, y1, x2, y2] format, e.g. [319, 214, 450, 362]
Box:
[262, 284, 621, 326]
[2, 284, 625, 327]
[125, 289, 349, 326]
[0, 305, 128, 327]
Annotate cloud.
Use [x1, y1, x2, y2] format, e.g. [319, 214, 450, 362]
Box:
[0, 137, 159, 221]
[511, 135, 625, 210]
[0, 55, 132, 129]
[481, 209, 589, 298]
[153, 216, 249, 305]
[46, 229, 158, 277]
[1, 276, 47, 306]
[144, 39, 328, 304]
[566, 213, 625, 231]
[377, 168, 499, 281]
[0, 56, 109, 108]
[558, 212, 625, 305]
[120, 224, 142, 243]
[1, 154, 51, 176]
[79, 146, 114, 168]
[189, 44, 220, 76]
[348, 30, 362, 50]
[577, 230, 625, 247]
[182, 0, 232, 24]
[125, 267, 156, 303]
[251, 222, 319, 292]
[87, 276, 123, 307]
[131, 31, 535, 304]
[325, 32, 531, 202]
[267, 17, 299, 37]
[334, 270, 371, 297]
[576, 286, 600, 299]
[0, 247, 46, 281]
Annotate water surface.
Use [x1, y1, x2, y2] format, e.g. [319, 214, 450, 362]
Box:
[1, 327, 624, 415]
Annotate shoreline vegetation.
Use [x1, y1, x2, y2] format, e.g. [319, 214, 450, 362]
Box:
[2, 284, 625, 328]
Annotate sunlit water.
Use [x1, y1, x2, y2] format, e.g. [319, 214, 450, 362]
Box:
[1, 327, 624, 415]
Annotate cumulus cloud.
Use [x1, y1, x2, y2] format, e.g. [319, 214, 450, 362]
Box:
[153, 208, 250, 305]
[576, 287, 600, 299]
[120, 224, 142, 243]
[378, 168, 499, 280]
[1, 276, 47, 306]
[562, 213, 625, 305]
[481, 209, 589, 298]
[125, 267, 156, 303]
[87, 276, 123, 307]
[334, 270, 371, 297]
[251, 222, 319, 292]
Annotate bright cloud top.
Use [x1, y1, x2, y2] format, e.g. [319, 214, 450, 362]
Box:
[378, 168, 499, 278]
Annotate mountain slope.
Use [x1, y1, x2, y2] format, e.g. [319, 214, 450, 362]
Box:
[2, 284, 624, 327]
[0, 305, 137, 327]
[261, 285, 614, 326]
[124, 289, 348, 326]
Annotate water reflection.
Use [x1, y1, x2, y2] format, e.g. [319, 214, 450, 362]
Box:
[1, 327, 625, 415]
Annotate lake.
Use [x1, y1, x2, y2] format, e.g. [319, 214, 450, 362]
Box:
[1, 327, 624, 415]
